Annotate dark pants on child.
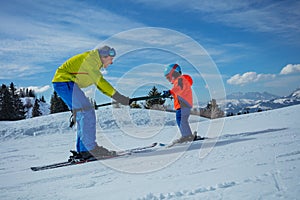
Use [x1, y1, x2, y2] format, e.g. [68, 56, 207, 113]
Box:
[176, 108, 192, 137]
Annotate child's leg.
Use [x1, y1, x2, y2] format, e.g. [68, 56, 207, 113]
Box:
[176, 108, 193, 137]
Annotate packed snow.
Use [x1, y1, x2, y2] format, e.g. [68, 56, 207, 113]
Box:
[0, 105, 299, 199]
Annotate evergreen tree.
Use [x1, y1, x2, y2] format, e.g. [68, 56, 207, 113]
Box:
[20, 88, 36, 98]
[0, 84, 14, 120]
[32, 99, 42, 117]
[13, 96, 26, 120]
[28, 89, 35, 98]
[50, 91, 69, 113]
[0, 85, 4, 117]
[19, 88, 25, 98]
[9, 82, 17, 97]
[145, 86, 165, 109]
[39, 95, 46, 103]
[60, 98, 69, 112]
[0, 83, 25, 121]
[10, 82, 25, 120]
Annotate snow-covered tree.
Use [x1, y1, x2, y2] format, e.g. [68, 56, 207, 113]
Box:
[32, 99, 42, 118]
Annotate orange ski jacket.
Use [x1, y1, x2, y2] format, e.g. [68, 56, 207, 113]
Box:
[170, 74, 193, 110]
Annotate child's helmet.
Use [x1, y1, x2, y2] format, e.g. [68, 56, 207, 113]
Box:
[164, 63, 182, 77]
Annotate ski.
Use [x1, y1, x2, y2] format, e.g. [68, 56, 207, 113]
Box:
[118, 142, 158, 154]
[31, 142, 158, 171]
[164, 135, 209, 148]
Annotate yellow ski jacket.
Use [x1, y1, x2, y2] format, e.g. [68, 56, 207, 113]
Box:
[52, 50, 116, 97]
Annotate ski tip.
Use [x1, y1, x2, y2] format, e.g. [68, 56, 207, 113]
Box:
[31, 167, 38, 171]
[196, 136, 209, 140]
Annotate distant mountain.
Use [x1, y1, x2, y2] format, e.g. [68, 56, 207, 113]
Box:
[287, 88, 300, 99]
[220, 89, 300, 115]
[257, 88, 300, 110]
[226, 92, 279, 101]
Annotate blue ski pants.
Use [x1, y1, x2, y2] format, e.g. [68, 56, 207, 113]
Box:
[176, 108, 193, 137]
[53, 82, 97, 152]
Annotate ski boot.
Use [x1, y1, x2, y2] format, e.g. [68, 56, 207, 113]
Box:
[68, 150, 83, 162]
[80, 145, 117, 160]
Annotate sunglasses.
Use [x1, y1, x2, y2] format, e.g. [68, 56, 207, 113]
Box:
[108, 48, 116, 57]
[99, 47, 116, 57]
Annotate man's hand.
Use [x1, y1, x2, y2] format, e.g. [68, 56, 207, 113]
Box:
[112, 91, 131, 105]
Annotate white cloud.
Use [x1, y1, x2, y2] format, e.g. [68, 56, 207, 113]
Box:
[0, 64, 50, 79]
[27, 85, 51, 93]
[227, 63, 300, 87]
[280, 64, 300, 75]
[227, 72, 276, 85]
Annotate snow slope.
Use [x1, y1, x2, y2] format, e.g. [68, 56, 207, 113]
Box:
[0, 105, 299, 200]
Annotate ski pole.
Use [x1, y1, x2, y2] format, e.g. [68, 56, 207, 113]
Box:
[95, 95, 171, 108]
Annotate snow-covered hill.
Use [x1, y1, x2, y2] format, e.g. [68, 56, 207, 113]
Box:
[0, 105, 299, 199]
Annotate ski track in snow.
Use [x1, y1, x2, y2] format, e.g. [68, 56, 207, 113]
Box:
[0, 106, 299, 199]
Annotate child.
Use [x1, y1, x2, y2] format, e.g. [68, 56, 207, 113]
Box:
[163, 63, 195, 143]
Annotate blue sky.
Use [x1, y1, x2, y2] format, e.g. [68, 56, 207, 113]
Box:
[0, 0, 300, 104]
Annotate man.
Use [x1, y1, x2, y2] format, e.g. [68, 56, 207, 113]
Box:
[163, 63, 195, 143]
[52, 46, 130, 160]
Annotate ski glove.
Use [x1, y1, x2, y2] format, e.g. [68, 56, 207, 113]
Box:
[162, 90, 171, 98]
[112, 91, 131, 105]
